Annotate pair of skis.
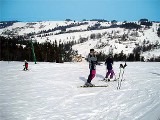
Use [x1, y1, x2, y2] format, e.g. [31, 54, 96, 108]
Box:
[79, 85, 108, 88]
[117, 63, 127, 89]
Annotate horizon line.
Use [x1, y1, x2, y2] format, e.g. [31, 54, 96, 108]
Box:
[1, 18, 160, 23]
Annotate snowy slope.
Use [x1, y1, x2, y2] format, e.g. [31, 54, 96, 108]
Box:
[72, 23, 160, 57]
[0, 61, 160, 120]
[142, 48, 160, 60]
[0, 21, 160, 58]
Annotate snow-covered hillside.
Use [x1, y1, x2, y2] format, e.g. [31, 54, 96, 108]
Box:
[0, 61, 160, 120]
[0, 20, 160, 58]
[142, 48, 160, 60]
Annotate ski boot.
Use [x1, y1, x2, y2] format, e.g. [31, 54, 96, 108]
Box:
[89, 82, 95, 87]
[84, 82, 95, 87]
[103, 77, 107, 81]
[104, 78, 110, 82]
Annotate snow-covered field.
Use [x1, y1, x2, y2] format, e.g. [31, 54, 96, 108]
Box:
[0, 61, 160, 120]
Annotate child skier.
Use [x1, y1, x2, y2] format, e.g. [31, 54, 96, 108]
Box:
[104, 54, 115, 81]
[85, 49, 98, 87]
[23, 60, 28, 71]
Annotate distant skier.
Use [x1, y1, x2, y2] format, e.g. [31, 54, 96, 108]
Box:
[23, 60, 28, 71]
[85, 49, 98, 87]
[104, 54, 115, 81]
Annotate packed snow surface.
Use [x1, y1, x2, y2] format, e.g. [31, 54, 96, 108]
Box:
[0, 61, 160, 120]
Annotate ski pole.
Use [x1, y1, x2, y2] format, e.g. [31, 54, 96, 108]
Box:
[117, 68, 125, 89]
[117, 65, 122, 89]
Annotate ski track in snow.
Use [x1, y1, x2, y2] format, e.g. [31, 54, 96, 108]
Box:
[0, 61, 160, 120]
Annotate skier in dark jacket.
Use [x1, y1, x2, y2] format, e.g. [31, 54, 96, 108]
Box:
[104, 54, 115, 81]
[23, 60, 28, 71]
[85, 49, 98, 87]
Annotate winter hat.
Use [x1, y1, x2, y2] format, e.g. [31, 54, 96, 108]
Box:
[90, 49, 94, 52]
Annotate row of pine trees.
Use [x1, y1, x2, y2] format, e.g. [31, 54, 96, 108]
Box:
[0, 36, 76, 62]
[1, 36, 160, 62]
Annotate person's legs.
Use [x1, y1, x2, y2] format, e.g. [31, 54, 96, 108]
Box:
[110, 70, 115, 79]
[91, 70, 96, 79]
[105, 70, 111, 78]
[87, 70, 96, 83]
[26, 66, 28, 70]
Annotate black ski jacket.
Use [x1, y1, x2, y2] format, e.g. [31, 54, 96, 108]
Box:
[105, 57, 113, 70]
